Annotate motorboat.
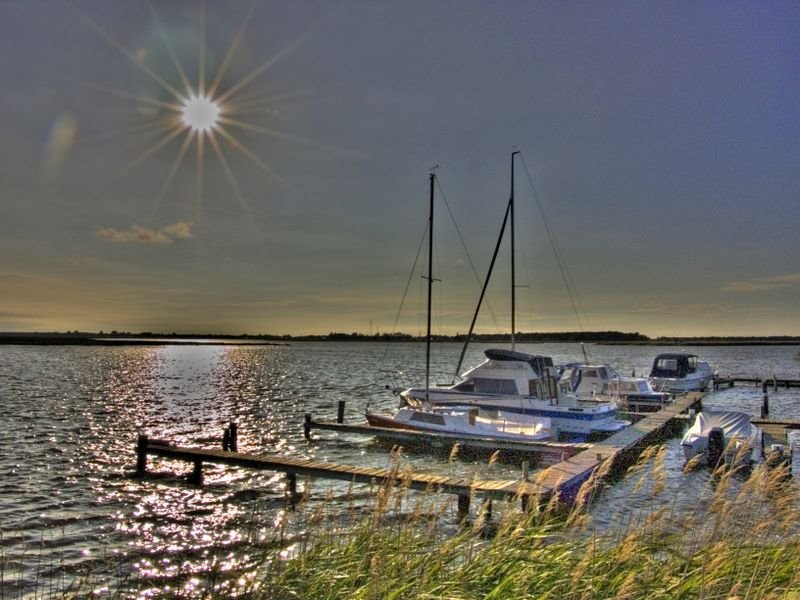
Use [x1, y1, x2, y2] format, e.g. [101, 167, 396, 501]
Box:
[681, 411, 761, 465]
[559, 363, 672, 412]
[400, 349, 630, 442]
[366, 405, 552, 442]
[649, 352, 714, 392]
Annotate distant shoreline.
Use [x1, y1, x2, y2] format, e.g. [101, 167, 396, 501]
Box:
[1, 332, 799, 347]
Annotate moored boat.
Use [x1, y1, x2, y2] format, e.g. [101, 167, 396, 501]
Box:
[401, 349, 629, 441]
[560, 362, 672, 412]
[681, 410, 761, 465]
[366, 405, 552, 441]
[649, 352, 714, 392]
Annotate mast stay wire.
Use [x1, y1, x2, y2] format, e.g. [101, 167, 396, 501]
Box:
[518, 153, 589, 332]
[434, 178, 501, 332]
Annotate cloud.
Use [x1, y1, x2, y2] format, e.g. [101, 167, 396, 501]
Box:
[722, 274, 800, 293]
[96, 221, 194, 245]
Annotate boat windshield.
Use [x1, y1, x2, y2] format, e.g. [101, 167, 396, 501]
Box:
[472, 378, 518, 394]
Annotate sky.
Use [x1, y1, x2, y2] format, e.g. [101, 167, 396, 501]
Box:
[1, 1, 799, 338]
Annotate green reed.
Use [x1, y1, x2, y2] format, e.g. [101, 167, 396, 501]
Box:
[257, 447, 800, 600]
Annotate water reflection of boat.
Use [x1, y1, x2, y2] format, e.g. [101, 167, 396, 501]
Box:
[649, 352, 714, 392]
[366, 406, 552, 441]
[681, 411, 761, 465]
[559, 363, 672, 412]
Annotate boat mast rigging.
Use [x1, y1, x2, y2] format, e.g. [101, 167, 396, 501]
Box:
[453, 150, 520, 380]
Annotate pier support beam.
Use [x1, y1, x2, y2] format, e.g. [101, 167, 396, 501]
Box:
[337, 401, 346, 424]
[761, 381, 770, 418]
[304, 413, 312, 440]
[457, 493, 470, 524]
[286, 472, 299, 505]
[136, 434, 149, 474]
[190, 460, 204, 486]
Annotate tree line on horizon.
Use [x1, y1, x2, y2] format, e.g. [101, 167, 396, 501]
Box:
[3, 330, 800, 344]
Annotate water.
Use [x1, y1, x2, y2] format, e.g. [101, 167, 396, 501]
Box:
[1, 341, 799, 596]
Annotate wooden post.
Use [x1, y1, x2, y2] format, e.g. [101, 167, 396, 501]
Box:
[287, 472, 298, 504]
[304, 413, 312, 440]
[761, 381, 769, 418]
[136, 434, 149, 474]
[229, 422, 238, 452]
[521, 460, 529, 481]
[191, 460, 203, 485]
[481, 497, 493, 530]
[222, 427, 230, 451]
[337, 400, 346, 424]
[457, 493, 470, 523]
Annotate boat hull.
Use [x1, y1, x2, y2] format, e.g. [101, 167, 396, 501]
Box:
[401, 389, 628, 440]
[366, 407, 552, 442]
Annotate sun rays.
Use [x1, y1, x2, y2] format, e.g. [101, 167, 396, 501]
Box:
[68, 1, 331, 230]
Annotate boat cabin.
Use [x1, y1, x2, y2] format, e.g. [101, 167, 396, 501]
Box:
[649, 353, 702, 379]
[449, 349, 561, 401]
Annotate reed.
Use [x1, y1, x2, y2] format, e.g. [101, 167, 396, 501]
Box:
[258, 449, 800, 599]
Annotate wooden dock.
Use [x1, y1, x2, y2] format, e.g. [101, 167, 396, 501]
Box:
[135, 393, 705, 518]
[714, 376, 800, 389]
[530, 392, 704, 498]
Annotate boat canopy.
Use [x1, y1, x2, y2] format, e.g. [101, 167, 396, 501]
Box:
[650, 352, 700, 378]
[484, 348, 554, 377]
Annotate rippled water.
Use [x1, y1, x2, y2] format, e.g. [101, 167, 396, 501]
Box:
[1, 341, 799, 596]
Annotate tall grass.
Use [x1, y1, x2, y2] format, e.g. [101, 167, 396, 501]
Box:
[5, 446, 799, 598]
[258, 447, 800, 599]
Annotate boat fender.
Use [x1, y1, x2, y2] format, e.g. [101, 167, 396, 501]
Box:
[707, 427, 725, 467]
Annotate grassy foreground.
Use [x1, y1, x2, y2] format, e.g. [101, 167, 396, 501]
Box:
[255, 447, 800, 599]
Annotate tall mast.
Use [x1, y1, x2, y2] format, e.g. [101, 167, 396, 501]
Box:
[510, 150, 520, 350]
[425, 171, 435, 401]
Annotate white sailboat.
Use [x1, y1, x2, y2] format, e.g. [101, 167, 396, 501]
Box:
[377, 154, 629, 442]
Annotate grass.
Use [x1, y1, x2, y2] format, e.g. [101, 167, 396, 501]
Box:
[255, 446, 800, 599]
[4, 446, 800, 598]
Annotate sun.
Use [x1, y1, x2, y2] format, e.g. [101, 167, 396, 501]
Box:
[180, 95, 221, 133]
[70, 2, 332, 225]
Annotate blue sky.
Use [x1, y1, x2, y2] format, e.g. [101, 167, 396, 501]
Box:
[1, 1, 799, 337]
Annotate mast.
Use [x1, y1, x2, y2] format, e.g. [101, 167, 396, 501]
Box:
[453, 151, 520, 379]
[510, 150, 519, 350]
[425, 171, 435, 401]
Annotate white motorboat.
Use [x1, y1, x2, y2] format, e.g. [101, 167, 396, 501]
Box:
[400, 349, 629, 441]
[681, 411, 761, 465]
[649, 352, 714, 392]
[366, 405, 552, 441]
[560, 363, 672, 412]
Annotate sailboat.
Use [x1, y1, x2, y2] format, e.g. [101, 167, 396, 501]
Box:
[392, 153, 629, 442]
[365, 170, 554, 442]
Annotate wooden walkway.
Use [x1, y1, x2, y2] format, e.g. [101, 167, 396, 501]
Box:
[714, 376, 800, 389]
[532, 392, 704, 496]
[135, 392, 705, 517]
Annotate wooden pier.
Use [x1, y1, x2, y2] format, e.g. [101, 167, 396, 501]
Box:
[714, 376, 800, 390]
[135, 393, 706, 519]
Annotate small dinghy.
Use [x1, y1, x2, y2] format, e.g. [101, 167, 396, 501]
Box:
[681, 411, 761, 466]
